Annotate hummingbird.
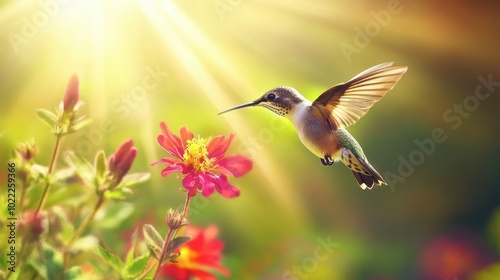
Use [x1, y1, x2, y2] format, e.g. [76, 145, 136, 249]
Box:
[219, 62, 407, 189]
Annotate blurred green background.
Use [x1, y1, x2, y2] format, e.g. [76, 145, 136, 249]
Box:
[1, 0, 499, 279]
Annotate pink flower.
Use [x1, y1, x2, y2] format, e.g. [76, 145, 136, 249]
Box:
[152, 122, 252, 198]
[108, 139, 137, 184]
[63, 74, 80, 112]
[160, 225, 229, 280]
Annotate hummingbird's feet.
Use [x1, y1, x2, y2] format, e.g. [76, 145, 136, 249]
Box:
[321, 155, 335, 166]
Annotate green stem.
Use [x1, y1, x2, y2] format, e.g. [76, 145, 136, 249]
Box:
[35, 134, 62, 214]
[63, 195, 105, 268]
[152, 228, 175, 280]
[16, 135, 61, 279]
[19, 177, 28, 211]
[180, 194, 191, 220]
[152, 194, 192, 280]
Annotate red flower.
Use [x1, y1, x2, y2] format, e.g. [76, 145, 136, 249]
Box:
[152, 122, 252, 198]
[160, 225, 229, 280]
[419, 231, 492, 280]
[19, 210, 45, 242]
[108, 139, 137, 184]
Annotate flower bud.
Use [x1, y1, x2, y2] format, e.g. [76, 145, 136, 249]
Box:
[108, 139, 137, 184]
[19, 210, 45, 242]
[166, 209, 186, 230]
[63, 74, 80, 112]
[16, 139, 37, 162]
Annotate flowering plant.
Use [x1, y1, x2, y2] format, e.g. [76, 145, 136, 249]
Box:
[2, 76, 149, 279]
[2, 75, 252, 280]
[144, 123, 252, 279]
[160, 225, 230, 280]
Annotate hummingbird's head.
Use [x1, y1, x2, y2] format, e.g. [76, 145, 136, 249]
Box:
[219, 86, 305, 117]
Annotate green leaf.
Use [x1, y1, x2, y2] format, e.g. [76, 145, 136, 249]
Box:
[104, 188, 133, 200]
[53, 167, 76, 182]
[27, 257, 48, 279]
[143, 224, 164, 259]
[123, 254, 150, 278]
[94, 150, 108, 182]
[70, 235, 99, 252]
[119, 172, 151, 189]
[64, 151, 95, 188]
[69, 118, 92, 132]
[167, 236, 192, 254]
[123, 230, 152, 278]
[49, 207, 75, 244]
[45, 184, 90, 208]
[64, 266, 83, 280]
[36, 108, 57, 130]
[95, 202, 134, 229]
[125, 229, 139, 265]
[96, 245, 123, 275]
[146, 243, 161, 261]
[30, 163, 49, 181]
[44, 244, 64, 280]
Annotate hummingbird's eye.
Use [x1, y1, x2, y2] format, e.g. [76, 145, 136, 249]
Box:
[267, 93, 276, 101]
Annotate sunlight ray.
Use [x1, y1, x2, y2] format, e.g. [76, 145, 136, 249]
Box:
[139, 0, 308, 220]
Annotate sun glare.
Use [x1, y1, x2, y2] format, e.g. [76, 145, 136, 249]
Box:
[137, 0, 307, 218]
[1, 0, 310, 219]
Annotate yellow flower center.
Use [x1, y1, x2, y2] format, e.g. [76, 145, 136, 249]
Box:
[183, 137, 214, 172]
[175, 247, 199, 269]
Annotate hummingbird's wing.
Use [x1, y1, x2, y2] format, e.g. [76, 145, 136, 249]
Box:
[311, 62, 408, 130]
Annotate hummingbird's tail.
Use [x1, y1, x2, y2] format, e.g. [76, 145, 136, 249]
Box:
[351, 168, 386, 190]
[341, 148, 386, 190]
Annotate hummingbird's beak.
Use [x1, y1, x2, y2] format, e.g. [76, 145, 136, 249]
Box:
[218, 99, 262, 115]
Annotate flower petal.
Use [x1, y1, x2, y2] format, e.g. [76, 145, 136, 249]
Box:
[207, 134, 235, 159]
[217, 155, 253, 177]
[201, 225, 218, 240]
[157, 135, 183, 160]
[115, 147, 137, 180]
[161, 225, 230, 279]
[212, 174, 240, 198]
[161, 164, 184, 177]
[182, 173, 199, 190]
[187, 188, 197, 197]
[111, 139, 134, 165]
[63, 74, 79, 112]
[161, 264, 190, 280]
[163, 265, 219, 280]
[207, 134, 222, 147]
[179, 126, 194, 149]
[199, 173, 215, 197]
[159, 122, 184, 158]
[151, 157, 178, 166]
